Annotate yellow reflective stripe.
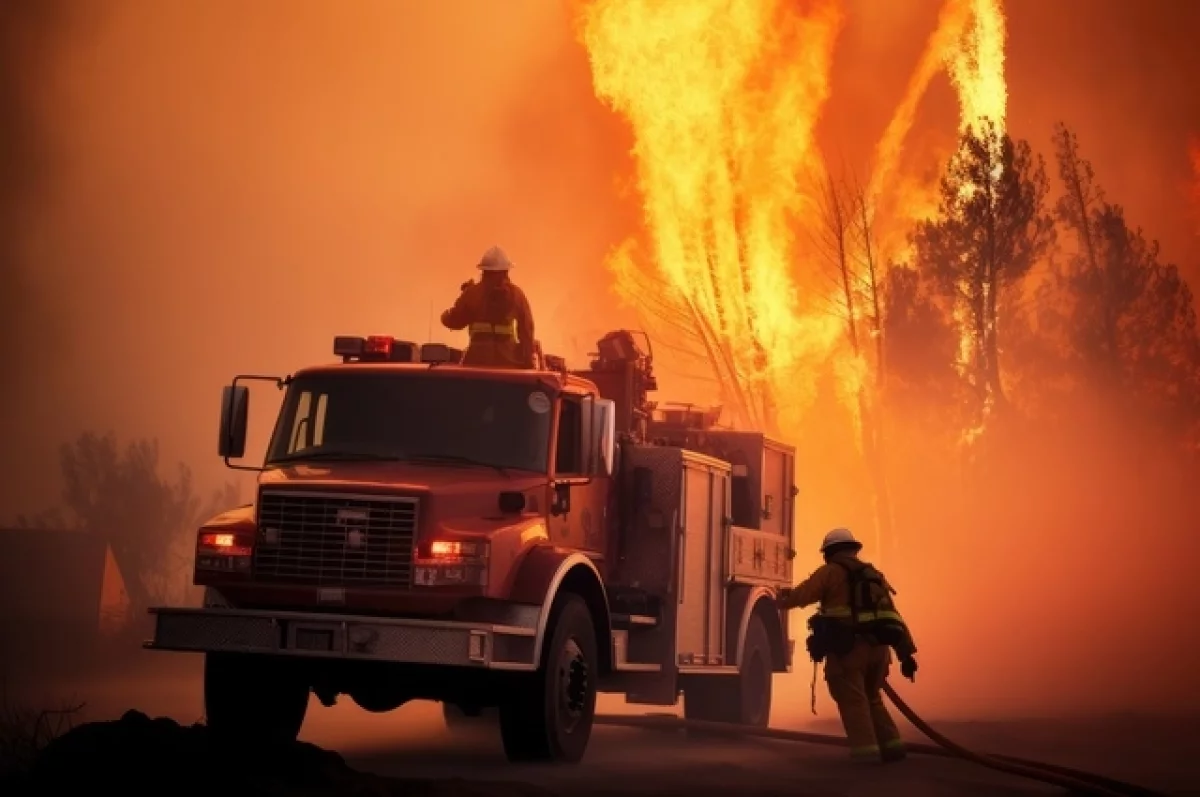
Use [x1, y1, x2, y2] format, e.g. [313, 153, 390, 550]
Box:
[863, 610, 904, 622]
[818, 607, 905, 623]
[882, 737, 906, 749]
[468, 319, 519, 341]
[850, 745, 881, 758]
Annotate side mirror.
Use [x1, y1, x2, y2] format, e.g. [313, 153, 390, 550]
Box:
[219, 385, 250, 459]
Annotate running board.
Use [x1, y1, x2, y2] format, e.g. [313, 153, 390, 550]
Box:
[611, 629, 661, 672]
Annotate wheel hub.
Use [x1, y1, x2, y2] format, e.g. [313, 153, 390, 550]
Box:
[567, 658, 589, 712]
[557, 639, 590, 726]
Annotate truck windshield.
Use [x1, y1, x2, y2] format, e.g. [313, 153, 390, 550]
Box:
[265, 373, 554, 473]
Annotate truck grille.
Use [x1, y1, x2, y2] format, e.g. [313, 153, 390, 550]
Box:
[253, 492, 418, 587]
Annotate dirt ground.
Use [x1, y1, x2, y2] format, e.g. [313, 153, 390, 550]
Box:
[5, 650, 1197, 797]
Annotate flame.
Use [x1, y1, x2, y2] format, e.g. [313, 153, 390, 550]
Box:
[870, 0, 1008, 445]
[947, 0, 1008, 138]
[578, 0, 1008, 449]
[577, 0, 848, 436]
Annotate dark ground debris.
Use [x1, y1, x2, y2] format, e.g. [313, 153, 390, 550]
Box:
[6, 710, 555, 797]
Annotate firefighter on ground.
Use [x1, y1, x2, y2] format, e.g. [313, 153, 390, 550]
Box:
[440, 245, 536, 369]
[777, 527, 919, 764]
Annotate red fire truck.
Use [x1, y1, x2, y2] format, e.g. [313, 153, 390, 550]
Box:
[146, 330, 798, 763]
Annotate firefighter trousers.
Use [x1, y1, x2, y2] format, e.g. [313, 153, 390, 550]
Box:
[824, 638, 905, 762]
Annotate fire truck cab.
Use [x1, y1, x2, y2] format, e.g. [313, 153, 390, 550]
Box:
[146, 331, 797, 763]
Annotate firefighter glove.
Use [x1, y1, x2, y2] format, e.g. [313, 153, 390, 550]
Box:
[900, 656, 918, 682]
[776, 587, 794, 609]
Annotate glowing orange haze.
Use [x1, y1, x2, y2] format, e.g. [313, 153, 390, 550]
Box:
[3, 0, 1199, 720]
[1190, 136, 1200, 230]
[577, 0, 1200, 720]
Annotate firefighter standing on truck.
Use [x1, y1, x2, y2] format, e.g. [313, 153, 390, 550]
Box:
[777, 528, 919, 764]
[441, 245, 535, 369]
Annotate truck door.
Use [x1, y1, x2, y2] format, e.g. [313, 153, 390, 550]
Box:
[548, 394, 607, 555]
[677, 459, 730, 666]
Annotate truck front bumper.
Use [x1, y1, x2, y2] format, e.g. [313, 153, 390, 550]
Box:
[144, 607, 538, 671]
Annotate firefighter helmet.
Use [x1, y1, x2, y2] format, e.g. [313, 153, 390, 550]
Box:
[819, 527, 861, 553]
[477, 245, 514, 272]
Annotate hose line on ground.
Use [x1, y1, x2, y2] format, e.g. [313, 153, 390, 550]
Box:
[593, 681, 1166, 797]
[879, 682, 1163, 797]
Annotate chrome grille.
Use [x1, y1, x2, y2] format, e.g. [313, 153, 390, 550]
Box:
[253, 492, 418, 587]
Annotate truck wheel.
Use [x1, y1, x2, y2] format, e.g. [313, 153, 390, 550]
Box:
[204, 652, 309, 745]
[683, 612, 772, 727]
[498, 593, 597, 763]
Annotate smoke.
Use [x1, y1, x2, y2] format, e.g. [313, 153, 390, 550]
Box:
[0, 1, 79, 511]
[5, 0, 1199, 727]
[1190, 136, 1200, 231]
[823, 0, 1200, 268]
[0, 0, 634, 517]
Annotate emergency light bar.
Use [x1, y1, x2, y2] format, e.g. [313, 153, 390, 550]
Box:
[419, 343, 463, 364]
[333, 335, 418, 363]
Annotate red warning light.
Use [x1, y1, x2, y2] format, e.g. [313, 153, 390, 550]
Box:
[364, 336, 394, 356]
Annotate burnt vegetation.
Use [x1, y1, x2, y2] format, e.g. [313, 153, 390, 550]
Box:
[876, 121, 1199, 448]
[814, 121, 1200, 638]
[15, 433, 241, 624]
[0, 687, 83, 786]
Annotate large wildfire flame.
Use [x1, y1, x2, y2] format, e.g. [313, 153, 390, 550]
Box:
[579, 0, 847, 437]
[578, 0, 1009, 442]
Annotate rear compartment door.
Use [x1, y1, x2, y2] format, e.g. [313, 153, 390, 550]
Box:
[676, 459, 728, 665]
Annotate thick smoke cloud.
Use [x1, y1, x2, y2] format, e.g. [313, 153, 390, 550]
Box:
[0, 1, 75, 505]
[825, 0, 1200, 268]
[0, 0, 635, 517]
[3, 0, 1199, 722]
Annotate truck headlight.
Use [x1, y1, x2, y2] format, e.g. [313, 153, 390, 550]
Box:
[195, 530, 253, 573]
[414, 539, 489, 586]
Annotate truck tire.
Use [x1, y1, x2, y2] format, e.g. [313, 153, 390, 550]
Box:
[683, 612, 772, 727]
[204, 652, 309, 745]
[498, 593, 597, 763]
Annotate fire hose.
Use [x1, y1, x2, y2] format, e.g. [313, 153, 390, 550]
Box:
[592, 681, 1169, 797]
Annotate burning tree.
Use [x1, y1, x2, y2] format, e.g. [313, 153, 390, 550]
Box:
[911, 120, 1056, 424]
[809, 165, 899, 556]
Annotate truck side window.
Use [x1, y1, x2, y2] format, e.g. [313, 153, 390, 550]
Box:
[554, 398, 582, 475]
[288, 391, 329, 453]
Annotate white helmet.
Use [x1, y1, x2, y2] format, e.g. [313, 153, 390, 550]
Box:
[819, 527, 861, 553]
[478, 245, 514, 272]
